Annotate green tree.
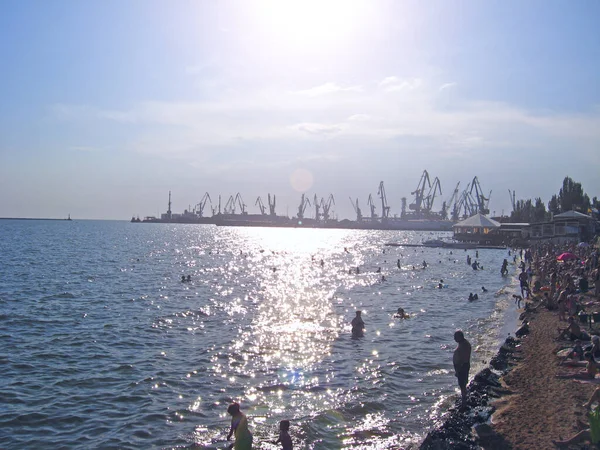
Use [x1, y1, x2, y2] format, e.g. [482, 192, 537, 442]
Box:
[533, 197, 548, 222]
[557, 176, 590, 213]
[548, 194, 560, 215]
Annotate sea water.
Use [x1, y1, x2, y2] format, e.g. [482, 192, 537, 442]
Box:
[0, 220, 519, 449]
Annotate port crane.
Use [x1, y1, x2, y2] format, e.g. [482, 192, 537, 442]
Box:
[508, 189, 516, 214]
[350, 197, 363, 222]
[367, 194, 378, 220]
[441, 182, 460, 221]
[268, 194, 276, 216]
[422, 176, 442, 216]
[255, 196, 267, 215]
[470, 177, 491, 215]
[409, 170, 431, 215]
[313, 194, 322, 221]
[224, 195, 236, 214]
[235, 193, 247, 215]
[321, 194, 335, 221]
[377, 181, 390, 220]
[194, 192, 212, 217]
[296, 194, 311, 220]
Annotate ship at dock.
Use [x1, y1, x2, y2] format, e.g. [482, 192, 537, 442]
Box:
[132, 171, 494, 232]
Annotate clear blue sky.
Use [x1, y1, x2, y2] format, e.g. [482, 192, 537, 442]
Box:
[1, 0, 599, 219]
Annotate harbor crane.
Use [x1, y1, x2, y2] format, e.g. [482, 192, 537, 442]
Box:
[296, 194, 311, 220]
[423, 176, 442, 215]
[322, 194, 335, 221]
[367, 194, 378, 220]
[234, 193, 247, 215]
[350, 197, 363, 222]
[409, 170, 431, 215]
[313, 194, 322, 221]
[224, 195, 236, 214]
[508, 189, 516, 214]
[194, 192, 212, 217]
[470, 177, 491, 215]
[255, 197, 267, 215]
[268, 194, 276, 216]
[377, 181, 390, 220]
[441, 182, 460, 221]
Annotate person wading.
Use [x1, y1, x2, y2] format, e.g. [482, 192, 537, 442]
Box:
[453, 330, 472, 408]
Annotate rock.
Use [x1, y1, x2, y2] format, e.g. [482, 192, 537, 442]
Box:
[515, 322, 530, 337]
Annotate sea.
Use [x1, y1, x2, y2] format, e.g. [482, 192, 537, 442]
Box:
[0, 220, 521, 450]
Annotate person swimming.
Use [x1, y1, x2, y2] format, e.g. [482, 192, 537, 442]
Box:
[394, 307, 409, 319]
[482, 286, 488, 292]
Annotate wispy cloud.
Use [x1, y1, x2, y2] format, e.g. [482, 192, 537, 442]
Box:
[290, 122, 344, 137]
[49, 76, 600, 168]
[293, 82, 362, 97]
[379, 76, 423, 92]
[439, 82, 457, 91]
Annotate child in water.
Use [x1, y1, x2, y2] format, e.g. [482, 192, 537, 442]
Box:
[274, 420, 293, 449]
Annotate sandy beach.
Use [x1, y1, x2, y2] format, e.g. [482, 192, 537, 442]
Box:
[421, 245, 600, 450]
[491, 307, 597, 449]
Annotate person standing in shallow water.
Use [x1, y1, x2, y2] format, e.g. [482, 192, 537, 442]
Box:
[351, 310, 365, 337]
[453, 330, 471, 408]
[226, 403, 253, 450]
[274, 419, 293, 449]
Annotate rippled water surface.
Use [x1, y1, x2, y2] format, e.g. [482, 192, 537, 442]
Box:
[0, 220, 518, 449]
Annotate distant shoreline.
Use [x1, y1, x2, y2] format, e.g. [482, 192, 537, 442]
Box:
[0, 217, 72, 221]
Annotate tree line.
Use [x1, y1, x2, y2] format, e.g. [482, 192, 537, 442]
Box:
[509, 176, 599, 223]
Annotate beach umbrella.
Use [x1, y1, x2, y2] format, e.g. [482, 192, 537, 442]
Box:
[557, 252, 578, 261]
[578, 242, 590, 247]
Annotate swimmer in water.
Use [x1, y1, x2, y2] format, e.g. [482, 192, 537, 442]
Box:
[181, 275, 186, 282]
[274, 419, 293, 450]
[394, 307, 409, 319]
[351, 311, 365, 337]
[482, 286, 488, 292]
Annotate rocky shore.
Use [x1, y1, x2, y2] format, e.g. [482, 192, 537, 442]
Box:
[420, 303, 599, 450]
[419, 335, 521, 450]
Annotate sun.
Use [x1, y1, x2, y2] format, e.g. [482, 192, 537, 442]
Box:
[247, 0, 369, 50]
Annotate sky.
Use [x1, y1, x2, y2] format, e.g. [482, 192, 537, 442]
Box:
[1, 0, 599, 220]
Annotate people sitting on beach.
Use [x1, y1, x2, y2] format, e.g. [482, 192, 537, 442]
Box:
[560, 339, 585, 364]
[580, 275, 589, 293]
[351, 310, 365, 337]
[584, 386, 600, 410]
[587, 335, 600, 359]
[552, 426, 594, 448]
[556, 351, 598, 380]
[558, 316, 591, 341]
[394, 307, 409, 319]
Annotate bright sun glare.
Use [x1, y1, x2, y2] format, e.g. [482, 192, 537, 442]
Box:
[251, 0, 368, 49]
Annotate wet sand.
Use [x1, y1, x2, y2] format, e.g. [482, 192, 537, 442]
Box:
[491, 307, 597, 449]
